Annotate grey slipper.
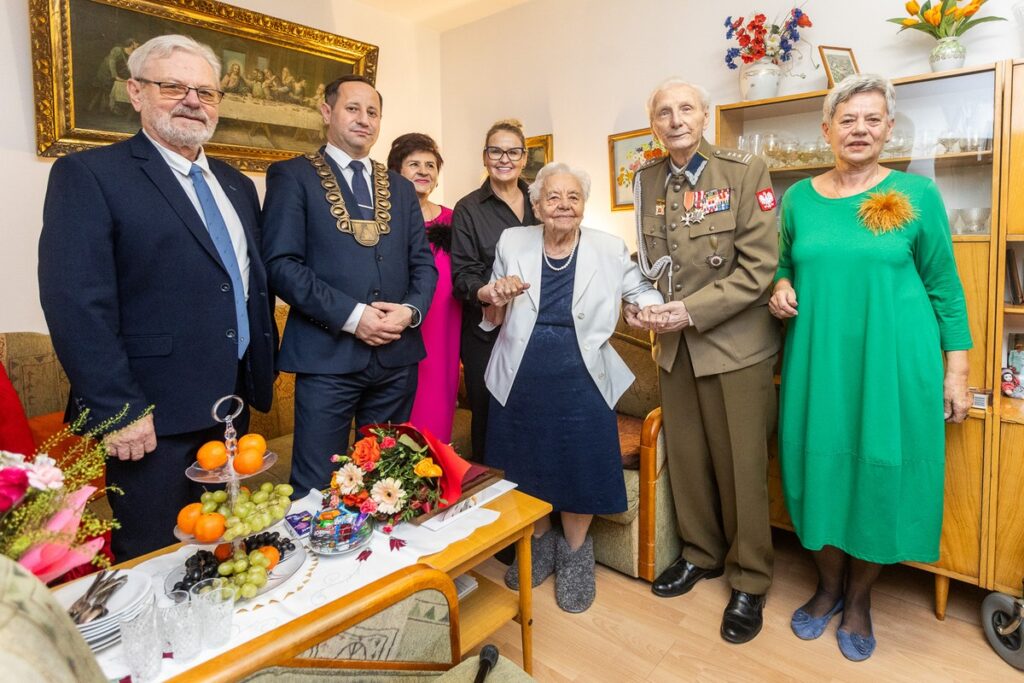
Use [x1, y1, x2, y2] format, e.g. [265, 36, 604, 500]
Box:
[555, 534, 596, 613]
[504, 528, 557, 590]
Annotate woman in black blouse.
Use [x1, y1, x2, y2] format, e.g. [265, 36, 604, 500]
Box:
[451, 119, 536, 462]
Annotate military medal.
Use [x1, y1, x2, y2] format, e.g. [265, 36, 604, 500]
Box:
[306, 152, 393, 246]
[682, 191, 705, 226]
[706, 235, 725, 269]
[655, 199, 665, 216]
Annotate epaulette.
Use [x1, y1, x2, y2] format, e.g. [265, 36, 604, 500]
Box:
[635, 156, 667, 177]
[711, 148, 753, 165]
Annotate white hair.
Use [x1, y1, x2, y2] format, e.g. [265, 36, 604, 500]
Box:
[823, 73, 896, 123]
[646, 78, 711, 118]
[528, 162, 591, 204]
[128, 34, 221, 81]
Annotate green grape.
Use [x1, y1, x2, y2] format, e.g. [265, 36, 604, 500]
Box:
[211, 490, 228, 503]
[275, 484, 294, 498]
[233, 559, 249, 573]
[200, 491, 213, 504]
[248, 518, 265, 533]
[216, 505, 231, 517]
[218, 562, 234, 576]
[231, 585, 243, 602]
[233, 550, 247, 562]
[251, 552, 269, 568]
[247, 567, 268, 587]
[235, 523, 251, 536]
[236, 491, 250, 504]
[201, 501, 218, 514]
[240, 583, 259, 599]
[259, 512, 273, 529]
[226, 516, 241, 528]
[221, 528, 237, 542]
[260, 481, 274, 493]
[252, 490, 269, 505]
[248, 549, 265, 564]
[268, 505, 285, 521]
[237, 502, 255, 518]
[232, 573, 247, 586]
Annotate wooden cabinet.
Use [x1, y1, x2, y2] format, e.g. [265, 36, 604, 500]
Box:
[717, 64, 1009, 618]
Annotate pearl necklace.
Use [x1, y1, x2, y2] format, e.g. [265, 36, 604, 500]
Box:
[543, 232, 579, 272]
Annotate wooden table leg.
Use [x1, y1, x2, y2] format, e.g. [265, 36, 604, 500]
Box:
[934, 574, 949, 621]
[517, 525, 534, 675]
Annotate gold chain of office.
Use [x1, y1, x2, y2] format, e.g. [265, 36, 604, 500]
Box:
[305, 152, 393, 247]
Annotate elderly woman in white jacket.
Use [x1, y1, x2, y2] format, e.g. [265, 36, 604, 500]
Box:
[479, 162, 662, 613]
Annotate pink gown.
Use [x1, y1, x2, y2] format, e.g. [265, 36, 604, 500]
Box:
[410, 206, 462, 441]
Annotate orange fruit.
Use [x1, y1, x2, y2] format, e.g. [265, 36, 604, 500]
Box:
[238, 433, 267, 456]
[233, 446, 264, 475]
[193, 512, 226, 543]
[258, 545, 281, 570]
[197, 441, 228, 471]
[177, 502, 204, 534]
[214, 543, 233, 562]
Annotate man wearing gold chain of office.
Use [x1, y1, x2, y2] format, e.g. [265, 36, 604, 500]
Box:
[629, 78, 781, 645]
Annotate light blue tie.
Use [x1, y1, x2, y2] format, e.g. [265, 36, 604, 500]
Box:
[188, 164, 249, 359]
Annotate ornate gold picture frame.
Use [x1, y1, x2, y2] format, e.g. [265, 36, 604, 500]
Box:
[523, 133, 553, 183]
[30, 0, 379, 171]
[608, 128, 666, 211]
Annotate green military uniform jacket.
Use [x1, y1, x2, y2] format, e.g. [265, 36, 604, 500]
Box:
[635, 138, 781, 377]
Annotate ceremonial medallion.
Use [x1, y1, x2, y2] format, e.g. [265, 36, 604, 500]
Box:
[306, 152, 393, 246]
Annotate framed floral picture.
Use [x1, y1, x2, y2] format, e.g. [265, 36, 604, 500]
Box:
[608, 128, 667, 211]
[819, 45, 860, 89]
[523, 134, 553, 183]
[29, 0, 379, 171]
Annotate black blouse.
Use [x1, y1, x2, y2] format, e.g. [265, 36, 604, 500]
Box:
[451, 178, 536, 330]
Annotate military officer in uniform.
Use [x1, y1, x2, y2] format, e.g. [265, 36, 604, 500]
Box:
[628, 78, 781, 644]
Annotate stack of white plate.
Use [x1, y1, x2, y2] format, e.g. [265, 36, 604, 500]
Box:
[54, 570, 153, 652]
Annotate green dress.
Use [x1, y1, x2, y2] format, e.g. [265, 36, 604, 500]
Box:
[777, 171, 971, 564]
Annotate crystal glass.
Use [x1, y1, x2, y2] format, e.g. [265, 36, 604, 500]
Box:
[947, 208, 963, 235]
[762, 133, 783, 167]
[780, 138, 800, 166]
[119, 600, 162, 682]
[190, 578, 236, 648]
[156, 590, 201, 662]
[797, 141, 819, 165]
[745, 132, 765, 159]
[960, 207, 991, 235]
[815, 139, 835, 165]
[937, 130, 960, 155]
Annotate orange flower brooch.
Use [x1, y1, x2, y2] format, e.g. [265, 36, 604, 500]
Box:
[857, 189, 917, 235]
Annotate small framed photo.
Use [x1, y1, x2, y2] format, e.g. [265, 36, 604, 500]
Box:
[819, 46, 860, 88]
[523, 134, 553, 183]
[607, 128, 667, 211]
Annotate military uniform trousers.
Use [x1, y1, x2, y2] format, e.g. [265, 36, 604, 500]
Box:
[659, 336, 776, 595]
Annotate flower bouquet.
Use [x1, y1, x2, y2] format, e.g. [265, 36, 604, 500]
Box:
[328, 423, 472, 531]
[724, 7, 812, 69]
[0, 412, 124, 584]
[888, 0, 1004, 39]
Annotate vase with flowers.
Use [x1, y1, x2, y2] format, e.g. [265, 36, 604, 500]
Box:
[888, 0, 1005, 72]
[725, 7, 813, 100]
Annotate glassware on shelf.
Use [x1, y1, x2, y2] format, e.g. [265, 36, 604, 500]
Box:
[797, 140, 819, 165]
[815, 139, 834, 165]
[780, 138, 800, 166]
[884, 130, 911, 159]
[947, 209, 963, 235]
[745, 132, 765, 159]
[960, 128, 990, 153]
[762, 133, 783, 167]
[937, 130, 960, 155]
[960, 207, 991, 234]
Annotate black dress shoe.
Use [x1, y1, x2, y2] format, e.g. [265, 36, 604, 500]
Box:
[651, 558, 724, 597]
[720, 590, 766, 644]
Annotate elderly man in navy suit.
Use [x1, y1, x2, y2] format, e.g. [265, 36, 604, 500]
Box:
[262, 75, 437, 494]
[38, 35, 275, 561]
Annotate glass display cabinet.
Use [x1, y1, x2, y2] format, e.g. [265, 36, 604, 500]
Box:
[715, 63, 1008, 619]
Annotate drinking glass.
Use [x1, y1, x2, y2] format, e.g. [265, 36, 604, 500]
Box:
[937, 130, 960, 154]
[780, 138, 800, 166]
[745, 132, 764, 159]
[797, 141, 818, 165]
[156, 590, 201, 662]
[190, 578, 236, 648]
[762, 133, 782, 167]
[119, 600, 162, 682]
[947, 209, 963, 235]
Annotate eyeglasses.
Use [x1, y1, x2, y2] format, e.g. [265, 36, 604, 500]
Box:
[135, 78, 225, 105]
[484, 146, 526, 162]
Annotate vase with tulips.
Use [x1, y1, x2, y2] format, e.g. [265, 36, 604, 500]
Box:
[888, 0, 1005, 72]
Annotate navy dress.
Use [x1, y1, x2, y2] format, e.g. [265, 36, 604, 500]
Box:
[485, 254, 626, 514]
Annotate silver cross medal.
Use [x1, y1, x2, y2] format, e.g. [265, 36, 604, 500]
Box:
[682, 191, 704, 226]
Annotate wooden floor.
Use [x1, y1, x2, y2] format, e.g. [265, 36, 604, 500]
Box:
[471, 530, 1023, 682]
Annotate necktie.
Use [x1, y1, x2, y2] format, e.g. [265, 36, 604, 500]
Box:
[347, 160, 374, 220]
[188, 164, 249, 359]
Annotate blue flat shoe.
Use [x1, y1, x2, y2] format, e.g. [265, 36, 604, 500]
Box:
[790, 599, 843, 640]
[837, 628, 876, 661]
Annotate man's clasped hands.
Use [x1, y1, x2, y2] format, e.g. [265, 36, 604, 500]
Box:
[479, 275, 690, 333]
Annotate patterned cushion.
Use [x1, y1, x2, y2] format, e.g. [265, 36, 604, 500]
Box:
[0, 555, 106, 682]
[617, 414, 642, 470]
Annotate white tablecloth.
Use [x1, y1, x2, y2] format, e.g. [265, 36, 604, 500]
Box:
[95, 481, 515, 681]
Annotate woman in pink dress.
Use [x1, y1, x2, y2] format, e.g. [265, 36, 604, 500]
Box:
[388, 134, 461, 441]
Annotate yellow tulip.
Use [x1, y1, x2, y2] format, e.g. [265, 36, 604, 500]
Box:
[945, 5, 956, 16]
[414, 457, 443, 478]
[901, 17, 919, 25]
[906, 0, 920, 15]
[924, 6, 941, 25]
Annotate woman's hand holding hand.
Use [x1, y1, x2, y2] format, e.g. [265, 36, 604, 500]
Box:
[944, 350, 971, 423]
[768, 279, 798, 319]
[479, 276, 530, 307]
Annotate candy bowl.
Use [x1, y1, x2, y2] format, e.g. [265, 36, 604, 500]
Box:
[309, 507, 374, 556]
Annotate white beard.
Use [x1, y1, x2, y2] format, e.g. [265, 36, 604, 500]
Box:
[150, 102, 216, 149]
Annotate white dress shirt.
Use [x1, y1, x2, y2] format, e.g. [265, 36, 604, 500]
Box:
[143, 130, 250, 298]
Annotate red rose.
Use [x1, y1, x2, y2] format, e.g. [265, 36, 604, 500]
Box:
[0, 467, 29, 513]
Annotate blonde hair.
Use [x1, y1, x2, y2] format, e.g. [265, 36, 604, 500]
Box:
[484, 118, 526, 148]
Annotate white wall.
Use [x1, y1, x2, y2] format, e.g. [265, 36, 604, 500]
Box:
[0, 0, 442, 332]
[438, 0, 1022, 245]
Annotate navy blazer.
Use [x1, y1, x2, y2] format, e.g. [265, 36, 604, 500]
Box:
[38, 132, 276, 436]
[261, 150, 437, 374]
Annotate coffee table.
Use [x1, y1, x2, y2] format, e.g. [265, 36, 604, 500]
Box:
[113, 489, 551, 680]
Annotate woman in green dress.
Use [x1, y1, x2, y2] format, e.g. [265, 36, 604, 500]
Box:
[769, 74, 972, 661]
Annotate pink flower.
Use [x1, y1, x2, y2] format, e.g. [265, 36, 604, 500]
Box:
[382, 524, 393, 534]
[359, 498, 377, 515]
[0, 467, 29, 513]
[18, 486, 101, 583]
[362, 459, 377, 473]
[27, 456, 64, 491]
[381, 436, 397, 449]
[330, 453, 343, 463]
